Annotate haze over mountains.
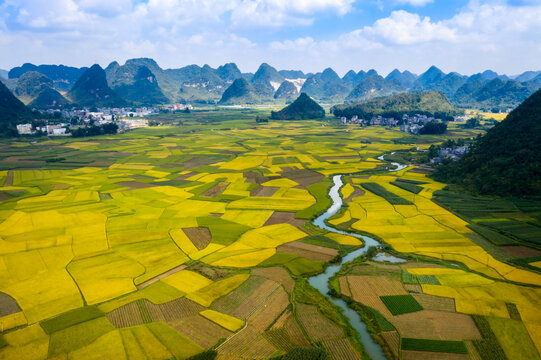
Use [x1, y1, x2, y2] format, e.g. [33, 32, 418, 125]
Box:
[1, 59, 541, 111]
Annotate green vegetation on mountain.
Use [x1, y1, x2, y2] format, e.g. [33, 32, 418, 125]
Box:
[112, 66, 168, 105]
[67, 64, 127, 107]
[9, 63, 87, 92]
[332, 91, 459, 119]
[270, 93, 325, 120]
[385, 69, 417, 88]
[219, 78, 260, 104]
[433, 89, 541, 197]
[301, 68, 350, 100]
[274, 80, 298, 100]
[14, 71, 54, 103]
[346, 75, 402, 101]
[0, 81, 33, 136]
[453, 79, 533, 111]
[421, 72, 467, 98]
[29, 87, 70, 108]
[251, 63, 285, 97]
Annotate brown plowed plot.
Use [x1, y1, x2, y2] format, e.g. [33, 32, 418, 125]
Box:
[248, 287, 290, 331]
[161, 297, 204, 321]
[322, 338, 362, 360]
[232, 281, 280, 320]
[339, 277, 352, 297]
[252, 267, 295, 293]
[391, 310, 481, 340]
[402, 350, 469, 360]
[0, 292, 20, 317]
[295, 303, 344, 342]
[382, 331, 400, 357]
[501, 246, 541, 258]
[176, 171, 197, 180]
[404, 284, 423, 293]
[348, 263, 400, 277]
[116, 181, 157, 189]
[281, 169, 324, 188]
[211, 276, 268, 315]
[345, 186, 365, 202]
[267, 309, 310, 348]
[263, 212, 305, 228]
[218, 326, 278, 359]
[202, 182, 229, 197]
[250, 186, 279, 197]
[107, 301, 144, 327]
[412, 294, 456, 312]
[173, 314, 233, 348]
[108, 297, 203, 327]
[137, 264, 187, 289]
[465, 341, 483, 360]
[182, 227, 212, 250]
[277, 241, 338, 261]
[348, 276, 407, 296]
[244, 171, 273, 184]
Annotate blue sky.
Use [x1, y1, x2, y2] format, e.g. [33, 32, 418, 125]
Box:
[0, 0, 540, 76]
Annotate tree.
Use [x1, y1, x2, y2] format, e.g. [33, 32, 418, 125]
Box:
[419, 121, 447, 135]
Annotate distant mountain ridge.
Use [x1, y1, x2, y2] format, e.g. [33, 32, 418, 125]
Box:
[67, 64, 126, 107]
[5, 59, 541, 108]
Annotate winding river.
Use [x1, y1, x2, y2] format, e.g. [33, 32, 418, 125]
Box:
[308, 170, 405, 359]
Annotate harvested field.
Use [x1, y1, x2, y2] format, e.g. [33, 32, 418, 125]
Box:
[263, 211, 305, 228]
[136, 264, 187, 290]
[211, 276, 268, 316]
[250, 186, 279, 197]
[182, 227, 212, 250]
[500, 246, 541, 258]
[108, 297, 203, 327]
[402, 350, 469, 360]
[218, 326, 277, 359]
[202, 182, 229, 197]
[382, 331, 400, 357]
[412, 294, 456, 312]
[232, 281, 281, 320]
[0, 292, 20, 317]
[281, 169, 324, 188]
[323, 338, 362, 360]
[115, 181, 156, 189]
[391, 310, 481, 340]
[267, 309, 310, 348]
[277, 241, 338, 262]
[189, 264, 231, 281]
[252, 267, 295, 293]
[160, 297, 204, 321]
[3, 170, 13, 186]
[295, 303, 344, 342]
[173, 314, 233, 348]
[248, 287, 290, 331]
[339, 277, 352, 297]
[347, 276, 408, 297]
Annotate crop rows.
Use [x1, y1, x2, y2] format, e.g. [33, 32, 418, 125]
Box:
[361, 182, 414, 205]
[380, 295, 423, 316]
[401, 338, 468, 354]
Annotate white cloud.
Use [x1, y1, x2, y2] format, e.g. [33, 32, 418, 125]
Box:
[395, 0, 434, 6]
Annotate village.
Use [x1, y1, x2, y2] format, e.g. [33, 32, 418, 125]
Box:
[15, 104, 193, 136]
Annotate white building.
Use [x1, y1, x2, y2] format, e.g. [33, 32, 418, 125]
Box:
[16, 124, 33, 135]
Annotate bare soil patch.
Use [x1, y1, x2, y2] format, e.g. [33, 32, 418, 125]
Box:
[280, 169, 324, 188]
[250, 186, 279, 197]
[0, 292, 20, 317]
[136, 264, 187, 290]
[263, 211, 305, 229]
[501, 246, 541, 258]
[252, 267, 295, 293]
[202, 182, 229, 197]
[402, 350, 469, 360]
[182, 227, 212, 250]
[277, 241, 338, 262]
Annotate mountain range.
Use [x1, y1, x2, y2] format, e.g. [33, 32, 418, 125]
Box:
[3, 59, 541, 110]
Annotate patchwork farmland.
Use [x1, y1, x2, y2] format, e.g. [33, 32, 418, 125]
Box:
[0, 112, 540, 359]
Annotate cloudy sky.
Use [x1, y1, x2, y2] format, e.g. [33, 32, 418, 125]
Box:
[1, 0, 540, 76]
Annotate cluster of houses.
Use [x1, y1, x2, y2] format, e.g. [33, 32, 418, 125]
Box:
[430, 146, 470, 164]
[17, 104, 193, 136]
[340, 113, 446, 134]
